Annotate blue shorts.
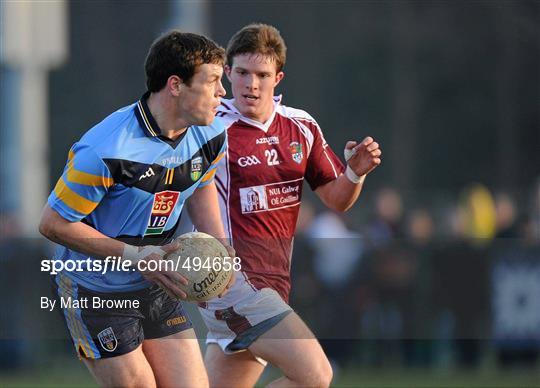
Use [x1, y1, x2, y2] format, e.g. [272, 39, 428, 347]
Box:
[52, 273, 192, 359]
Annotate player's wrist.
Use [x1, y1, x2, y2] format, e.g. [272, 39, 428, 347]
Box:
[122, 244, 140, 264]
[345, 165, 366, 185]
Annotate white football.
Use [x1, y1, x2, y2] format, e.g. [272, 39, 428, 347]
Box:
[166, 232, 232, 302]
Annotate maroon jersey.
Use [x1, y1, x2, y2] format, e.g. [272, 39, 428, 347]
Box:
[214, 97, 345, 301]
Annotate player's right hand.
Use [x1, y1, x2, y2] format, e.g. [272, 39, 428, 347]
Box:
[344, 137, 382, 177]
[131, 241, 190, 300]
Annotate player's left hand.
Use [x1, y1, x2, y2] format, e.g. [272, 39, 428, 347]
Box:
[344, 136, 382, 177]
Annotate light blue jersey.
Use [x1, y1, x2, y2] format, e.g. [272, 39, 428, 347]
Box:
[48, 92, 232, 292]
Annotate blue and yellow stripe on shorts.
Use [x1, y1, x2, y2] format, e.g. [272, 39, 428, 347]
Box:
[56, 273, 101, 359]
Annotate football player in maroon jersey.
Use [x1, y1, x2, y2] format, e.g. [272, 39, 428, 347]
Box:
[199, 24, 381, 387]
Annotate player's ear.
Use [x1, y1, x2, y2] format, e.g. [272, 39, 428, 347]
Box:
[224, 65, 232, 82]
[274, 71, 285, 87]
[167, 75, 184, 97]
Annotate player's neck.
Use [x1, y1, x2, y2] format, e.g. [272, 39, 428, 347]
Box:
[234, 100, 275, 125]
[147, 92, 188, 140]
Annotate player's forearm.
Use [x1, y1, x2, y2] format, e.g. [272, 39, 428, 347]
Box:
[315, 174, 364, 212]
[39, 204, 125, 259]
[186, 182, 227, 239]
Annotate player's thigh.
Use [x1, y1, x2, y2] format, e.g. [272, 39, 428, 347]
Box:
[143, 328, 208, 388]
[248, 312, 332, 385]
[205, 343, 265, 388]
[83, 344, 156, 387]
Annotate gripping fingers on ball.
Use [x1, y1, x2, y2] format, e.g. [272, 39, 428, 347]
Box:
[154, 279, 178, 300]
[159, 274, 187, 300]
[162, 240, 181, 253]
[153, 278, 179, 300]
[167, 270, 189, 286]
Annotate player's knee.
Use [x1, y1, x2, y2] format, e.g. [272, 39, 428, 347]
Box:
[88, 360, 155, 388]
[311, 357, 333, 387]
[293, 357, 332, 387]
[125, 373, 151, 387]
[117, 368, 156, 388]
[320, 358, 333, 387]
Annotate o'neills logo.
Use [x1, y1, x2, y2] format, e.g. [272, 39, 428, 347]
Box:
[145, 190, 180, 235]
[166, 316, 187, 327]
[193, 269, 220, 292]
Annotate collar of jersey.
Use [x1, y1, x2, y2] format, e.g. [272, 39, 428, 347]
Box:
[221, 95, 282, 133]
[135, 91, 187, 148]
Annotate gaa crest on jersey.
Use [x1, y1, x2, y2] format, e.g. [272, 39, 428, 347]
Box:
[289, 142, 303, 164]
[190, 156, 203, 181]
[145, 190, 180, 235]
[97, 327, 117, 352]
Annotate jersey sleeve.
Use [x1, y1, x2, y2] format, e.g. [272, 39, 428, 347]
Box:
[47, 143, 114, 222]
[303, 117, 345, 191]
[199, 131, 227, 188]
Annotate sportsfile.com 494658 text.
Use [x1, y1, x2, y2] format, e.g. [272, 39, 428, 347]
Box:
[41, 256, 242, 275]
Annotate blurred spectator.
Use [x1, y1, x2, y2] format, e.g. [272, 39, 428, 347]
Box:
[306, 211, 363, 289]
[365, 187, 404, 247]
[494, 192, 519, 239]
[431, 195, 491, 368]
[404, 208, 437, 366]
[290, 201, 320, 310]
[299, 209, 364, 369]
[408, 208, 434, 247]
[460, 183, 497, 245]
[353, 208, 436, 367]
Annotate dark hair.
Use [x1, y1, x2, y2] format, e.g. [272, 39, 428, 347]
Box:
[145, 30, 225, 92]
[226, 23, 287, 72]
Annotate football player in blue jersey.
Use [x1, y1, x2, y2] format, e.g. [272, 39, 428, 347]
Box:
[39, 30, 233, 387]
